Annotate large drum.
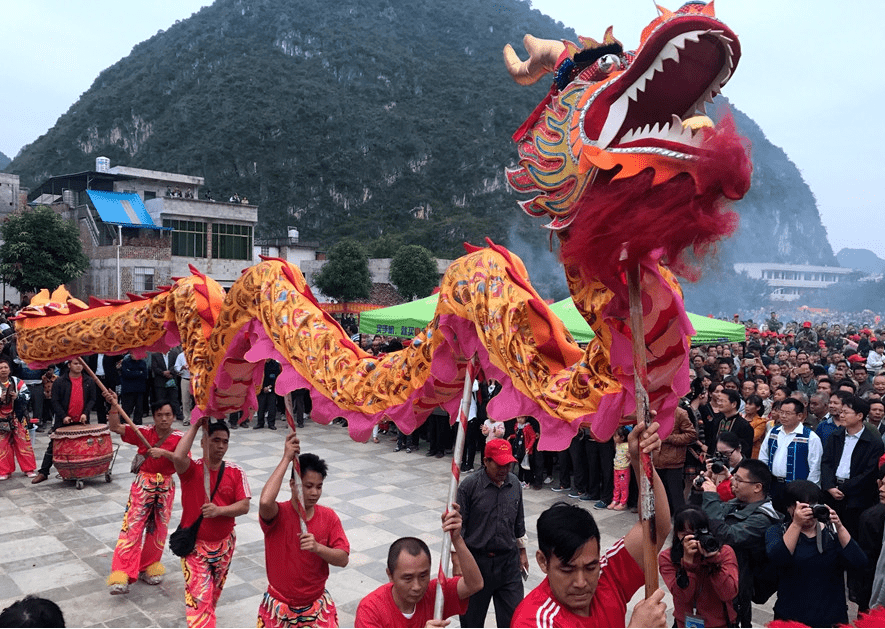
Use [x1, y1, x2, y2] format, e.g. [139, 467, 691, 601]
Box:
[51, 423, 114, 483]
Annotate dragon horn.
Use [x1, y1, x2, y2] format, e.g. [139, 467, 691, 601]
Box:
[503, 34, 566, 86]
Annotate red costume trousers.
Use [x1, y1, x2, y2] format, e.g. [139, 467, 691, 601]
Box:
[182, 532, 236, 628]
[257, 585, 338, 628]
[109, 472, 175, 582]
[0, 418, 37, 476]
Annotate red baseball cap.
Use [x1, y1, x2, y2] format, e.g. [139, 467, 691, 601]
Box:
[802, 321, 812, 328]
[484, 438, 516, 466]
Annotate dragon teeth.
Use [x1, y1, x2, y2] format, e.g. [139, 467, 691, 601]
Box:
[595, 93, 629, 149]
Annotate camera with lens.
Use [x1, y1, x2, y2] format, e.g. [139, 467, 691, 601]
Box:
[810, 504, 831, 523]
[708, 451, 729, 475]
[694, 528, 722, 553]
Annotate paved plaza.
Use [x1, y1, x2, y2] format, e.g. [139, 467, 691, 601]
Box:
[0, 418, 783, 627]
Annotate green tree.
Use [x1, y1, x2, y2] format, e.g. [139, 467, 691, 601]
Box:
[313, 239, 371, 303]
[367, 233, 404, 258]
[0, 206, 89, 294]
[390, 244, 438, 300]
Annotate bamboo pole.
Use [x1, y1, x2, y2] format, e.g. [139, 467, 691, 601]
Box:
[626, 264, 659, 598]
[283, 393, 308, 531]
[78, 357, 152, 450]
[433, 363, 474, 620]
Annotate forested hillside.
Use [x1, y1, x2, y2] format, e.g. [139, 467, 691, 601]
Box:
[6, 0, 836, 301]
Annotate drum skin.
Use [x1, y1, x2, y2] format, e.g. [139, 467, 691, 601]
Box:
[50, 424, 113, 480]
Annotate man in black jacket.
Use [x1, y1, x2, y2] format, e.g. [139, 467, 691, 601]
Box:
[821, 395, 885, 538]
[714, 389, 754, 458]
[701, 459, 780, 627]
[32, 358, 97, 484]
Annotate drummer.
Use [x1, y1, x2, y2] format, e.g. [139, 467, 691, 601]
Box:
[31, 357, 97, 485]
[103, 390, 184, 595]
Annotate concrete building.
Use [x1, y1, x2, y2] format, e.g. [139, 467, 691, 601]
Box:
[26, 157, 259, 299]
[0, 173, 20, 218]
[253, 227, 322, 268]
[734, 262, 855, 302]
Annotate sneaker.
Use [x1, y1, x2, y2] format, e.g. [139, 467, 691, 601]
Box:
[579, 494, 594, 501]
[520, 481, 530, 489]
[593, 500, 608, 510]
[26, 471, 37, 478]
[567, 490, 583, 499]
[551, 485, 570, 492]
[612, 503, 628, 511]
[182, 421, 190, 427]
[139, 571, 162, 585]
[406, 448, 412, 453]
[109, 583, 130, 596]
[394, 446, 402, 452]
[0, 475, 8, 481]
[543, 476, 553, 484]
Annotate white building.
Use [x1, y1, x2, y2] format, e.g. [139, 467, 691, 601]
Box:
[734, 262, 855, 301]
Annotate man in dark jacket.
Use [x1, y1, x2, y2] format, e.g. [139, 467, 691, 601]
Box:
[715, 389, 755, 458]
[32, 358, 98, 484]
[120, 354, 149, 425]
[821, 395, 884, 538]
[701, 459, 780, 627]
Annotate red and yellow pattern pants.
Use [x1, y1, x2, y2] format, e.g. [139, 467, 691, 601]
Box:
[0, 418, 36, 476]
[109, 472, 175, 583]
[257, 585, 338, 628]
[182, 532, 236, 628]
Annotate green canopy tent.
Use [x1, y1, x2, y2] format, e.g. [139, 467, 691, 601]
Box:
[546, 300, 747, 345]
[358, 294, 439, 338]
[359, 295, 746, 346]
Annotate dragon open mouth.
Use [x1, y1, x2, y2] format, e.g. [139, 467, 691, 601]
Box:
[582, 16, 740, 156]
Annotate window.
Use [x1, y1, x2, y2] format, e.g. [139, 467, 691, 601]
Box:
[144, 190, 156, 200]
[164, 219, 207, 257]
[212, 223, 252, 260]
[260, 246, 270, 256]
[134, 267, 155, 292]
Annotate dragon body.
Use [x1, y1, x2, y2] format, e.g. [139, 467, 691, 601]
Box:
[15, 2, 750, 449]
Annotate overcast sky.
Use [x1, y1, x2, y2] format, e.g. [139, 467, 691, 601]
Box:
[2, 0, 882, 259]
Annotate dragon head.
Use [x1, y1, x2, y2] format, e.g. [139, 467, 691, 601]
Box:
[505, 1, 751, 278]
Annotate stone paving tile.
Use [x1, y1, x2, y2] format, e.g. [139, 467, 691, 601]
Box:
[0, 420, 794, 627]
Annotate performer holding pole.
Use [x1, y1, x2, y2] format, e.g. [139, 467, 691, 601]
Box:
[103, 390, 183, 594]
[257, 432, 350, 628]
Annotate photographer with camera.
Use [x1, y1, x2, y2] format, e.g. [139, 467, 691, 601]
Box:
[765, 479, 866, 627]
[691, 431, 744, 504]
[700, 459, 780, 627]
[660, 505, 738, 627]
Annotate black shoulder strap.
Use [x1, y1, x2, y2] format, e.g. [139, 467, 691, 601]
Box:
[209, 462, 226, 502]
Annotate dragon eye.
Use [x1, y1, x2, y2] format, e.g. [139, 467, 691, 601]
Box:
[597, 54, 621, 74]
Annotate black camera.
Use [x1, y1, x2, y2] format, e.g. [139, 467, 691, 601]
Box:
[810, 504, 831, 523]
[693, 473, 707, 490]
[694, 528, 722, 553]
[709, 452, 729, 475]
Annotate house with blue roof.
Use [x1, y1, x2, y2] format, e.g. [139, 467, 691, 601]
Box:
[26, 157, 258, 299]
